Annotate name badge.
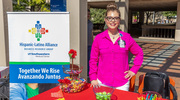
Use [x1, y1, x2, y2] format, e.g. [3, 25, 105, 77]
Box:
[118, 40, 125, 48]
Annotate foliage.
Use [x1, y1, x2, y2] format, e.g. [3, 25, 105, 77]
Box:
[13, 0, 50, 12]
[90, 8, 106, 24]
[13, 0, 28, 11]
[132, 11, 139, 16]
[162, 11, 177, 18]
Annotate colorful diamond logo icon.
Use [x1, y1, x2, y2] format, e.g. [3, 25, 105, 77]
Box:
[29, 21, 48, 41]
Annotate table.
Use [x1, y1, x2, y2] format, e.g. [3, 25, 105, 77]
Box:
[29, 84, 168, 100]
[0, 66, 9, 78]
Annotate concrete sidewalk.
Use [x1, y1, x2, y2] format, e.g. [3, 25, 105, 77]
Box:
[131, 39, 180, 100]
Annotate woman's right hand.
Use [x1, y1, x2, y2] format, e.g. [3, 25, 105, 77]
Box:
[91, 80, 100, 88]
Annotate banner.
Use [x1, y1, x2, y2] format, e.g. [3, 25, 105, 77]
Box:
[8, 12, 70, 83]
[50, 0, 66, 12]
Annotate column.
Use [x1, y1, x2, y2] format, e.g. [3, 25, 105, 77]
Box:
[0, 0, 12, 66]
[139, 11, 144, 25]
[139, 11, 144, 36]
[115, 0, 129, 32]
[128, 10, 132, 33]
[175, 2, 180, 41]
[67, 0, 87, 79]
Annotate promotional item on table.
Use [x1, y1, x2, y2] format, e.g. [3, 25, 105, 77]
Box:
[137, 91, 162, 100]
[58, 49, 87, 93]
[93, 85, 115, 100]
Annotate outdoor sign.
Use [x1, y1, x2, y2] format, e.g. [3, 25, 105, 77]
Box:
[50, 0, 66, 12]
[8, 12, 70, 83]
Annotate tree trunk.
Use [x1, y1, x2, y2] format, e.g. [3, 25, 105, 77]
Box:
[31, 6, 35, 11]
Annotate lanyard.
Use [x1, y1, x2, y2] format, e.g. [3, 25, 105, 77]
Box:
[119, 33, 125, 48]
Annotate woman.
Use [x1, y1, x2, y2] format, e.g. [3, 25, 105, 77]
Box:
[89, 3, 143, 91]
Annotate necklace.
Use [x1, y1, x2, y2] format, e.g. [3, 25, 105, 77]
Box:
[109, 33, 119, 39]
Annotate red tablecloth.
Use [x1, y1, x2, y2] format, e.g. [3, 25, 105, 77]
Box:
[29, 83, 168, 100]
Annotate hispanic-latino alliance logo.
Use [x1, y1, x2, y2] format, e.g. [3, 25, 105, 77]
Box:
[28, 21, 48, 41]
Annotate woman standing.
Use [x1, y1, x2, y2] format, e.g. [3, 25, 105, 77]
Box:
[89, 3, 143, 91]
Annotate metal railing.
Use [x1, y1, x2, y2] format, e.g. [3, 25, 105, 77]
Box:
[142, 25, 176, 38]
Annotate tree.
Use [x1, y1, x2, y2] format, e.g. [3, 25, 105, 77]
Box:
[13, 0, 50, 12]
[13, 0, 28, 11]
[90, 8, 106, 24]
[145, 11, 153, 25]
[162, 11, 177, 19]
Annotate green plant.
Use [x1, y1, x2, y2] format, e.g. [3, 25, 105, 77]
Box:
[90, 8, 106, 24]
[13, 0, 50, 12]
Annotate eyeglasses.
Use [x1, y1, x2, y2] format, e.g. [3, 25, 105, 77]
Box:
[105, 16, 120, 22]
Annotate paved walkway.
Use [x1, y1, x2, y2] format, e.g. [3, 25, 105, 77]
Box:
[131, 39, 180, 100]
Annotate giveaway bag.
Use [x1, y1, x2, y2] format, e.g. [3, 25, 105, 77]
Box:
[143, 72, 177, 100]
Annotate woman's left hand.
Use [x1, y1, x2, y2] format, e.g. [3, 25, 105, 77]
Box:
[124, 70, 135, 80]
